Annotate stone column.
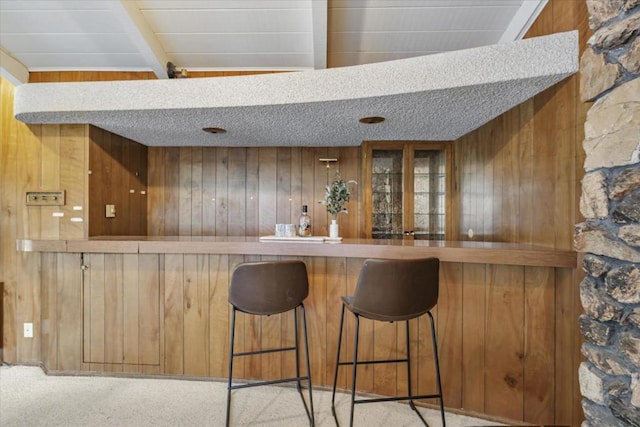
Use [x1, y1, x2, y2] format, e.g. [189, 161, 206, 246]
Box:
[576, 1, 640, 425]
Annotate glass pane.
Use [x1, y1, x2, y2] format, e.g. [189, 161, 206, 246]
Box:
[371, 149, 403, 239]
[413, 150, 445, 240]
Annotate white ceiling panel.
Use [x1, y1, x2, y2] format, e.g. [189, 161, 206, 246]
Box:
[0, 10, 123, 34]
[0, 0, 546, 81]
[15, 53, 152, 70]
[138, 1, 310, 10]
[0, 0, 109, 11]
[328, 6, 521, 31]
[0, 34, 140, 54]
[329, 1, 523, 6]
[157, 33, 313, 54]
[141, 9, 313, 33]
[328, 31, 502, 54]
[170, 53, 314, 69]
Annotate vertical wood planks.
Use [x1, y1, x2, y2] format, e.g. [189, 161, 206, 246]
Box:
[183, 254, 210, 376]
[461, 263, 486, 412]
[325, 257, 347, 388]
[164, 254, 184, 374]
[59, 125, 87, 239]
[245, 148, 259, 236]
[178, 147, 193, 236]
[87, 254, 106, 364]
[41, 252, 58, 369]
[104, 254, 124, 369]
[305, 256, 327, 388]
[57, 253, 83, 371]
[276, 148, 292, 225]
[209, 254, 229, 378]
[147, 147, 166, 235]
[190, 147, 204, 236]
[518, 100, 535, 244]
[40, 125, 61, 238]
[202, 148, 217, 235]
[139, 254, 161, 367]
[215, 148, 229, 236]
[314, 148, 329, 237]
[123, 254, 140, 369]
[555, 267, 580, 425]
[164, 148, 180, 236]
[438, 262, 463, 408]
[227, 148, 247, 236]
[524, 266, 555, 423]
[485, 265, 525, 420]
[258, 148, 277, 236]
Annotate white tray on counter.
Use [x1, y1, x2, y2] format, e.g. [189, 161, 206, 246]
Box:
[259, 235, 342, 243]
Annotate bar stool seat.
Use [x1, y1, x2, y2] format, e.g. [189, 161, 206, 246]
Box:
[226, 260, 314, 426]
[331, 257, 445, 426]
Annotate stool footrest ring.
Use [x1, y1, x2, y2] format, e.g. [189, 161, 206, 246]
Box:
[354, 393, 441, 404]
[233, 345, 296, 357]
[337, 358, 408, 366]
[229, 375, 311, 391]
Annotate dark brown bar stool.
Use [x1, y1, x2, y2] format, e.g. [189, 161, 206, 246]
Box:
[226, 260, 314, 426]
[331, 257, 445, 426]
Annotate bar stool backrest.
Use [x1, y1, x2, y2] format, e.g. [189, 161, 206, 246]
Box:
[349, 257, 439, 322]
[229, 260, 309, 316]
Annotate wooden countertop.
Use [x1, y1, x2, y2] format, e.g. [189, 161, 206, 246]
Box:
[16, 236, 577, 268]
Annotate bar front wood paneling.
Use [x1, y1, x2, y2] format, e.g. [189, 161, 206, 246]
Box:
[29, 242, 575, 425]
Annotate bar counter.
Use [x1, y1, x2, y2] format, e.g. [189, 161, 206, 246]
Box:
[17, 236, 577, 268]
[19, 236, 578, 424]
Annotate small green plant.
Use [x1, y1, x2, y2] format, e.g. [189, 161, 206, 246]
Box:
[321, 170, 356, 217]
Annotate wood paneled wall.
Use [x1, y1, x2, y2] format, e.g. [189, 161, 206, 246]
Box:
[453, 0, 589, 249]
[451, 2, 589, 423]
[1, 76, 90, 363]
[89, 126, 148, 236]
[146, 147, 361, 238]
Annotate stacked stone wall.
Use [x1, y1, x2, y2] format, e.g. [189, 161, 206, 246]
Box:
[577, 1, 640, 425]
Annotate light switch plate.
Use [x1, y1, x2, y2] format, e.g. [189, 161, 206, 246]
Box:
[105, 204, 116, 218]
[24, 323, 33, 338]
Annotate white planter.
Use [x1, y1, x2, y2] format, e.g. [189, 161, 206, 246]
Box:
[329, 219, 339, 238]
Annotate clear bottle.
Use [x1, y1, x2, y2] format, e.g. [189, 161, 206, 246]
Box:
[298, 205, 312, 237]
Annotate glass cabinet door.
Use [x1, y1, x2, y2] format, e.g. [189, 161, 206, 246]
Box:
[365, 142, 450, 240]
[413, 149, 446, 240]
[371, 149, 404, 239]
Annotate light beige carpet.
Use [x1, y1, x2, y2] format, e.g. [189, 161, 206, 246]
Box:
[0, 365, 504, 427]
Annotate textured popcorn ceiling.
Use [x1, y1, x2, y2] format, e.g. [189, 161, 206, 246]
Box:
[14, 31, 578, 147]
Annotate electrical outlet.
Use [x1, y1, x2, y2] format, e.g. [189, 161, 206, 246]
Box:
[24, 323, 33, 338]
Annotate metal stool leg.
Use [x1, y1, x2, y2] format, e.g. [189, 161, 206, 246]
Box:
[349, 314, 360, 427]
[294, 306, 301, 391]
[428, 311, 446, 426]
[300, 304, 315, 425]
[226, 308, 237, 427]
[331, 304, 346, 423]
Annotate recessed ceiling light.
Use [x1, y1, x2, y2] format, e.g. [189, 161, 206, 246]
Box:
[359, 116, 385, 124]
[203, 127, 227, 134]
